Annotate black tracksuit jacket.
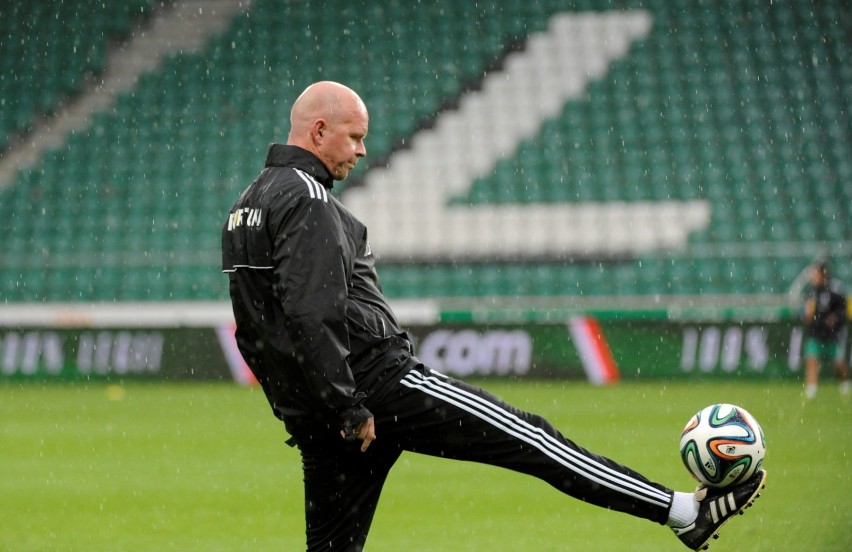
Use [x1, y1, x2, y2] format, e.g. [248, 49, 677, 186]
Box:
[222, 144, 409, 440]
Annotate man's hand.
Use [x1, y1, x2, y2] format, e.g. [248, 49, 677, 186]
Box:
[341, 416, 376, 452]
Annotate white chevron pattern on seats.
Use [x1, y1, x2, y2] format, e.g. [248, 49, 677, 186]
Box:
[344, 11, 711, 260]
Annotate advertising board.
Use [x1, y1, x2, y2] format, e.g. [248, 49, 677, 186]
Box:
[1, 318, 832, 383]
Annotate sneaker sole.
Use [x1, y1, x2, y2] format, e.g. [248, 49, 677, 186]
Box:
[696, 470, 767, 551]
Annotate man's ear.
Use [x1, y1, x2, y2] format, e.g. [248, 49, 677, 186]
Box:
[313, 119, 326, 143]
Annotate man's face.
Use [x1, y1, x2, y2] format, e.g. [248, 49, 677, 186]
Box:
[810, 266, 827, 287]
[318, 108, 368, 181]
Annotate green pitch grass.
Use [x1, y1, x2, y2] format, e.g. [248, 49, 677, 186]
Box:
[1, 379, 849, 551]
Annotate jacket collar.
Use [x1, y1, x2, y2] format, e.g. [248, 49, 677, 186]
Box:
[264, 144, 334, 189]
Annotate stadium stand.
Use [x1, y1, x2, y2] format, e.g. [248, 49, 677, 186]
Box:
[0, 0, 849, 302]
[0, 1, 153, 150]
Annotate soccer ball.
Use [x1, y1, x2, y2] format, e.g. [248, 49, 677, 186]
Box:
[679, 403, 765, 488]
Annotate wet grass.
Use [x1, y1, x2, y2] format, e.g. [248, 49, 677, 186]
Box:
[1, 379, 848, 551]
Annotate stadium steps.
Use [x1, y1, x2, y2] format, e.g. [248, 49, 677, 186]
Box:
[0, 0, 252, 188]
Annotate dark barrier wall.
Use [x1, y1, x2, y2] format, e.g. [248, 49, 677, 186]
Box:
[1, 318, 840, 383]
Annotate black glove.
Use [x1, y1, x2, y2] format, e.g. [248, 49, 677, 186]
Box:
[340, 404, 372, 441]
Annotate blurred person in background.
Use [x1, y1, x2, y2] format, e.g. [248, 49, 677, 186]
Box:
[801, 260, 849, 398]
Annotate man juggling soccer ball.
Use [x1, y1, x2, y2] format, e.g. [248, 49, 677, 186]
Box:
[222, 81, 767, 551]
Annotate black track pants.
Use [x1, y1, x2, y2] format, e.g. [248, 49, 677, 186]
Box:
[298, 361, 673, 552]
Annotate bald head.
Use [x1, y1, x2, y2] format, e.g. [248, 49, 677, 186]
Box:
[287, 82, 369, 180]
[289, 81, 366, 134]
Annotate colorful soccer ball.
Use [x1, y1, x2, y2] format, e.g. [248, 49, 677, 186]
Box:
[679, 403, 765, 488]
